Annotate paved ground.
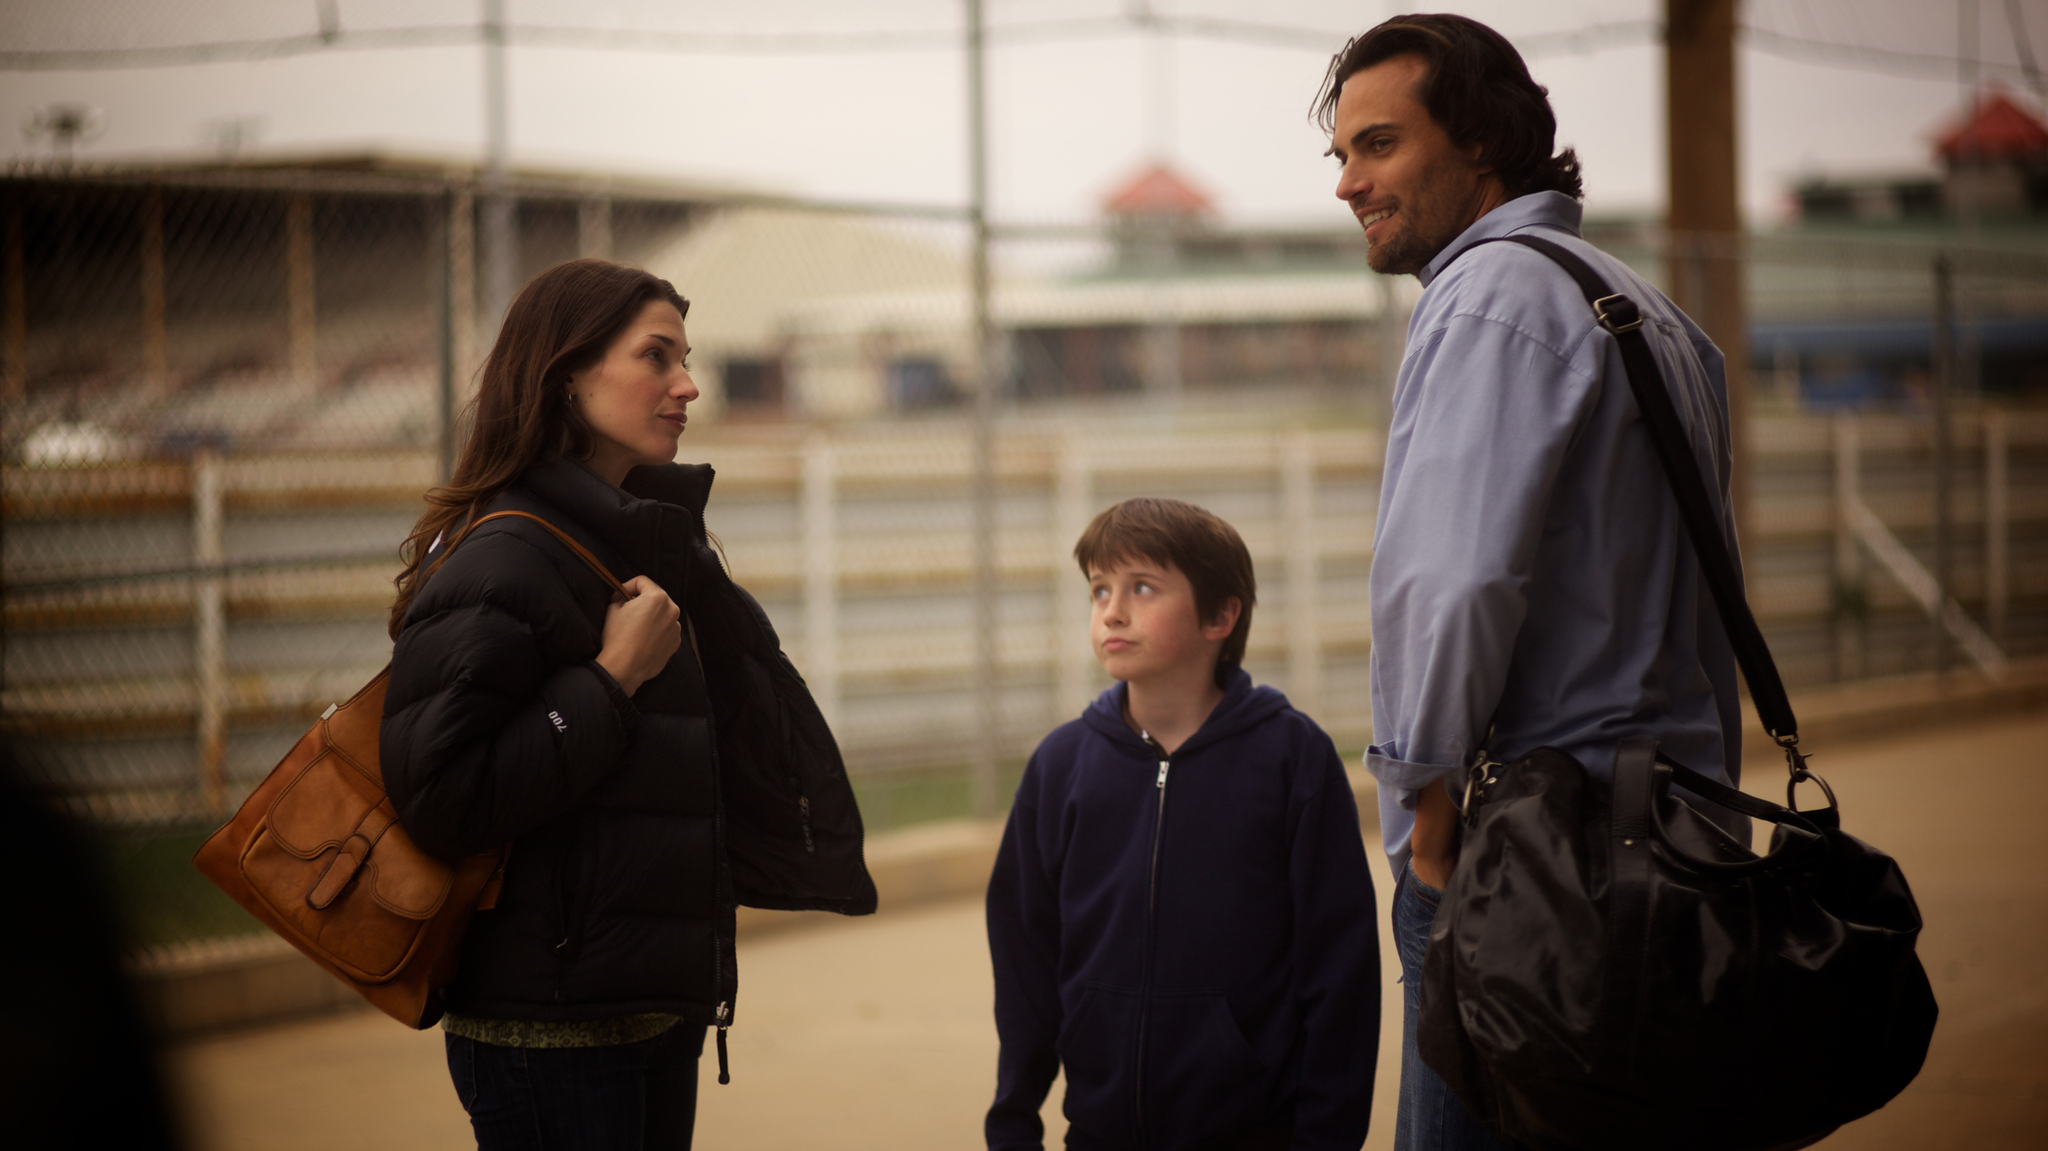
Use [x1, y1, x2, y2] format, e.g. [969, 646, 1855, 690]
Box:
[167, 712, 2048, 1150]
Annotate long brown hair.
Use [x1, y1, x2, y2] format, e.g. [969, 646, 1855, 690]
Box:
[388, 258, 690, 638]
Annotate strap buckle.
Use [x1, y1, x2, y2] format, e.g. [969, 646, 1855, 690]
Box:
[1460, 725, 1501, 828]
[1593, 293, 1643, 334]
[1775, 732, 1805, 775]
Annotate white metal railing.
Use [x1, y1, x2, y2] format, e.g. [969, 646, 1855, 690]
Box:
[1827, 409, 2036, 681]
[6, 411, 2046, 821]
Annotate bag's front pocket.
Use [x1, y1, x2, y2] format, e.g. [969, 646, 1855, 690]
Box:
[247, 749, 452, 983]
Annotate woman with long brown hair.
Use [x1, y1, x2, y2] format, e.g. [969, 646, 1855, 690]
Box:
[380, 259, 875, 1150]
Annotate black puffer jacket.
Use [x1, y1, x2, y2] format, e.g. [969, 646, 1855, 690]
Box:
[381, 456, 875, 1026]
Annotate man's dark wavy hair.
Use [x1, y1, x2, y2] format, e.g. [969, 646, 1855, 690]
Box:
[1313, 13, 1584, 201]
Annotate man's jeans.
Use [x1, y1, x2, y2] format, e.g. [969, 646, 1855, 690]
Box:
[1394, 864, 1513, 1151]
[445, 1024, 707, 1151]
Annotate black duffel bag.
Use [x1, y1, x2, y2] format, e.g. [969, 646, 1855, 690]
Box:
[1417, 235, 1938, 1151]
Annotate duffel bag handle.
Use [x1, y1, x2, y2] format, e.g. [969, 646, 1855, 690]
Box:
[1621, 741, 1833, 876]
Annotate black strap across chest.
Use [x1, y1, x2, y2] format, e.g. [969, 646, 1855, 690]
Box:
[1449, 233, 1799, 750]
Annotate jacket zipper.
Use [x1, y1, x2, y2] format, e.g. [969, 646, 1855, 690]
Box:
[714, 999, 731, 1084]
[1134, 732, 1171, 1149]
[553, 821, 580, 1002]
[704, 681, 739, 1085]
[681, 509, 738, 1085]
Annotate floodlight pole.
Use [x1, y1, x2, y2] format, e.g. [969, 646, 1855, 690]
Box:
[968, 0, 1000, 818]
[481, 0, 516, 342]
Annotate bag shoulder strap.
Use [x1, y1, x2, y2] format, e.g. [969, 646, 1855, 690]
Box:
[1455, 232, 1798, 749]
[422, 509, 628, 598]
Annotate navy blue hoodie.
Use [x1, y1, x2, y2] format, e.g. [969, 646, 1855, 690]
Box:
[986, 668, 1380, 1150]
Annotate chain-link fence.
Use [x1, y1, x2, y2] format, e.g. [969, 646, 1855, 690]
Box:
[5, 166, 2046, 951]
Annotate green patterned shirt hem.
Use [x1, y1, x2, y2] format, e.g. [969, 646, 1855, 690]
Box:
[441, 1011, 682, 1049]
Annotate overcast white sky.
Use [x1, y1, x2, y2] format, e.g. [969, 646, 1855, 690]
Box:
[1, 0, 2040, 225]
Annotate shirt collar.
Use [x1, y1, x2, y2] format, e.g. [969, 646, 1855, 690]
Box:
[1416, 191, 1585, 288]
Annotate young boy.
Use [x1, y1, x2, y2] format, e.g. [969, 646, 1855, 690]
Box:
[986, 498, 1381, 1151]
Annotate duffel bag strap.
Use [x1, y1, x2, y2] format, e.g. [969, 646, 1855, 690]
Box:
[1601, 737, 1660, 1064]
[1462, 234, 1811, 784]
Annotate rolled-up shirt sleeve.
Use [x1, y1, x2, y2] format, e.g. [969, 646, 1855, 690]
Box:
[1367, 307, 1603, 867]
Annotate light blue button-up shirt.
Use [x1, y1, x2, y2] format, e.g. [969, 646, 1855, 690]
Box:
[1366, 191, 1746, 876]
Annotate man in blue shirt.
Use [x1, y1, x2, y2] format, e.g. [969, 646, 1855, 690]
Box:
[1317, 15, 1745, 1151]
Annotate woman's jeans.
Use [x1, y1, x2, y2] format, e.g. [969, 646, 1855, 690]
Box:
[445, 1024, 707, 1151]
[1393, 863, 1513, 1151]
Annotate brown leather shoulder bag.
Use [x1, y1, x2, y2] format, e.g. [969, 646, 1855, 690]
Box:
[194, 510, 627, 1028]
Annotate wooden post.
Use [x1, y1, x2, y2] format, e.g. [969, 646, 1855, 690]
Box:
[1831, 413, 1864, 681]
[801, 434, 840, 732]
[1665, 0, 1751, 564]
[578, 196, 613, 260]
[5, 201, 25, 402]
[286, 192, 316, 386]
[194, 448, 227, 814]
[1053, 436, 1094, 719]
[140, 188, 167, 393]
[1282, 429, 1322, 717]
[1985, 408, 2009, 644]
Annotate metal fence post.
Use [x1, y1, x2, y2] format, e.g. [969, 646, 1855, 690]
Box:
[3, 200, 22, 402]
[967, 0, 999, 819]
[1375, 274, 1403, 422]
[1832, 412, 1864, 681]
[287, 191, 316, 388]
[1141, 218, 1181, 402]
[578, 196, 613, 260]
[1053, 435, 1093, 719]
[801, 434, 840, 732]
[1932, 255, 1955, 673]
[1986, 408, 2009, 644]
[193, 448, 227, 814]
[480, 0, 517, 342]
[1282, 429, 1322, 718]
[450, 187, 477, 395]
[437, 191, 456, 481]
[140, 187, 167, 393]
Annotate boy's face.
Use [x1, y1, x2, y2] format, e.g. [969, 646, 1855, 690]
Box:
[1087, 558, 1237, 687]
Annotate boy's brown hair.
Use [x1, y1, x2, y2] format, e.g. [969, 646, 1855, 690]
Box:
[1074, 498, 1257, 674]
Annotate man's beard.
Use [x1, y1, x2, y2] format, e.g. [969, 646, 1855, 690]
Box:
[1360, 168, 1472, 276]
[1364, 214, 1438, 276]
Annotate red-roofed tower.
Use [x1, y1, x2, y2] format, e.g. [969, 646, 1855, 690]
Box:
[1937, 89, 2048, 217]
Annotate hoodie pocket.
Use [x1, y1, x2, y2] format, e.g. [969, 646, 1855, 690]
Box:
[1142, 992, 1270, 1145]
[1056, 983, 1141, 1144]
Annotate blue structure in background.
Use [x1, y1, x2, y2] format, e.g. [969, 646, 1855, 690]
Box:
[1753, 316, 2048, 408]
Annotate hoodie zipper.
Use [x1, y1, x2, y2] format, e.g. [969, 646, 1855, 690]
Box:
[1133, 731, 1171, 1149]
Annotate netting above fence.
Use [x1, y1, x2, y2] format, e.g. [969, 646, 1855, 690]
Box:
[5, 166, 2047, 952]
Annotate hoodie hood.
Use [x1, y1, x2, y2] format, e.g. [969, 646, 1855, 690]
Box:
[1080, 665, 1292, 758]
